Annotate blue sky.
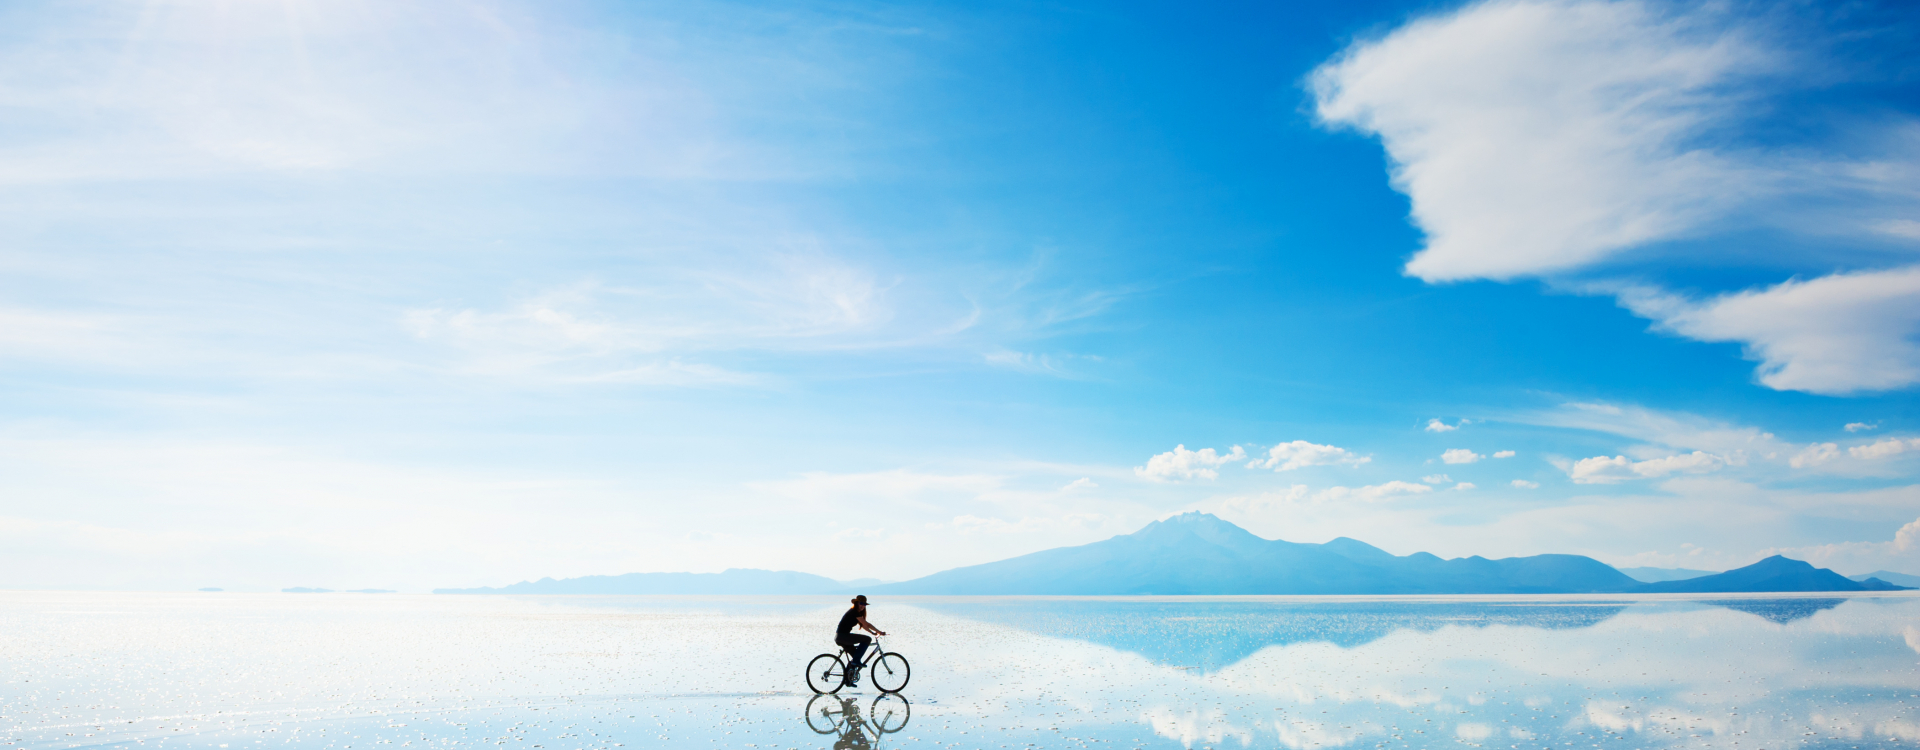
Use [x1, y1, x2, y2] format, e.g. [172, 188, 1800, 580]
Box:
[4, 0, 1920, 591]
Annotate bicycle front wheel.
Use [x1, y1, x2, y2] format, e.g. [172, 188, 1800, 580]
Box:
[869, 652, 910, 693]
[806, 653, 846, 694]
[870, 693, 911, 733]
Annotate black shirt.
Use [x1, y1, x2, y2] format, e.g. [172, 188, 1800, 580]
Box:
[836, 607, 860, 638]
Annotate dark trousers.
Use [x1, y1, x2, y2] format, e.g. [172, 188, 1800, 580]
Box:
[836, 633, 871, 670]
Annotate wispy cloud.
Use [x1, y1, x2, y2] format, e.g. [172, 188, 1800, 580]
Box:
[1513, 401, 1790, 460]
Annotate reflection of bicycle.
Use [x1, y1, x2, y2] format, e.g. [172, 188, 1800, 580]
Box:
[805, 693, 911, 749]
[806, 636, 911, 694]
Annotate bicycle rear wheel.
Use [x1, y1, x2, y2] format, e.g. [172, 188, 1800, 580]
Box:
[806, 653, 846, 694]
[869, 652, 910, 693]
[803, 694, 845, 733]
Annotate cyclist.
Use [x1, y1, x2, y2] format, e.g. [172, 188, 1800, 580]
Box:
[836, 595, 887, 687]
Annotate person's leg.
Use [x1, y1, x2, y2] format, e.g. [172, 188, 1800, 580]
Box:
[848, 634, 872, 679]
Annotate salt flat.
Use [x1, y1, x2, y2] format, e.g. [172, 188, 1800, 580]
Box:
[3, 591, 1916, 750]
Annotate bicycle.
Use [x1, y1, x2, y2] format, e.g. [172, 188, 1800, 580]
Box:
[805, 635, 911, 694]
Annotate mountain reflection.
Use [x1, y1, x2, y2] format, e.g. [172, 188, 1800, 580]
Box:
[913, 599, 1629, 671]
[1703, 597, 1844, 624]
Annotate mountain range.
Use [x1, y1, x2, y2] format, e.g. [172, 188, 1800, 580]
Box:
[868, 513, 1909, 595]
[439, 513, 1913, 595]
[1851, 570, 1920, 587]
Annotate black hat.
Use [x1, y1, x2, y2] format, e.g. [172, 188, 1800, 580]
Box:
[853, 595, 869, 604]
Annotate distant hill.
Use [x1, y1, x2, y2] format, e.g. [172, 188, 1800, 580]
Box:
[870, 512, 1640, 595]
[1635, 556, 1909, 593]
[1850, 570, 1920, 588]
[434, 568, 852, 595]
[1617, 566, 1718, 583]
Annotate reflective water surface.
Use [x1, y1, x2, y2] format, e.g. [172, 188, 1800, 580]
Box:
[3, 592, 1916, 750]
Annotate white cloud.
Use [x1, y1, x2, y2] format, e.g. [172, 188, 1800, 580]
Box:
[1492, 450, 1516, 458]
[1425, 418, 1466, 432]
[1566, 455, 1636, 484]
[1135, 445, 1248, 482]
[1248, 441, 1370, 471]
[1314, 481, 1434, 503]
[1454, 482, 1477, 491]
[1564, 451, 1727, 483]
[1313, 0, 1920, 394]
[1632, 451, 1729, 477]
[1850, 438, 1920, 460]
[1441, 448, 1483, 464]
[1060, 477, 1098, 492]
[1791, 442, 1840, 468]
[1311, 0, 1771, 282]
[1846, 422, 1880, 433]
[1616, 267, 1920, 394]
[1422, 474, 1452, 484]
[1511, 479, 1540, 489]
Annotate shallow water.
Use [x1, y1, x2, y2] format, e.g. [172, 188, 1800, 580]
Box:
[3, 592, 1917, 750]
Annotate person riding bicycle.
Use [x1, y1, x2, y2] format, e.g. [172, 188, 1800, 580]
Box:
[835, 595, 886, 687]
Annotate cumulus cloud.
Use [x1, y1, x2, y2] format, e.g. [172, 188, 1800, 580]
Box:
[1312, 0, 1771, 282]
[1791, 442, 1840, 468]
[1615, 268, 1920, 395]
[1442, 448, 1484, 464]
[1846, 422, 1879, 433]
[1422, 474, 1452, 484]
[1425, 418, 1467, 432]
[1060, 477, 1098, 492]
[1850, 438, 1920, 460]
[1511, 479, 1539, 489]
[1454, 482, 1477, 490]
[1493, 450, 1516, 458]
[1135, 445, 1247, 482]
[1248, 441, 1370, 471]
[1564, 451, 1728, 483]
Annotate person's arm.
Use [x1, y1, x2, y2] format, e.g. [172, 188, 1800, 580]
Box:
[856, 615, 887, 636]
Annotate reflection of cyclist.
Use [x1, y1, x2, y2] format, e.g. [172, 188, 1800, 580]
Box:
[835, 595, 887, 687]
[831, 697, 872, 750]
